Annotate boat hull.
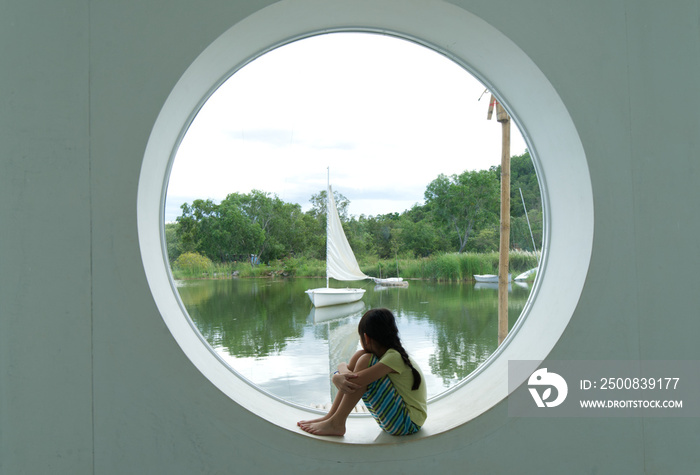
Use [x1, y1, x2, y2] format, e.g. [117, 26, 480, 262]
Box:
[514, 268, 537, 281]
[310, 300, 366, 323]
[371, 277, 408, 287]
[305, 287, 366, 307]
[473, 274, 512, 283]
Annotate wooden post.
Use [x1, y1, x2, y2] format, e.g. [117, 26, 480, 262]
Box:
[488, 95, 511, 345]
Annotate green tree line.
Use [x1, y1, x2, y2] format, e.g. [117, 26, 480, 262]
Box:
[166, 151, 542, 265]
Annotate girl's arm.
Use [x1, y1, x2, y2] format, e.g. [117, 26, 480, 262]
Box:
[332, 360, 394, 394]
[333, 361, 360, 394]
[351, 362, 394, 387]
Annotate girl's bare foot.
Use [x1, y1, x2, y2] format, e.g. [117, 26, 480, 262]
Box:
[296, 414, 330, 427]
[298, 419, 346, 436]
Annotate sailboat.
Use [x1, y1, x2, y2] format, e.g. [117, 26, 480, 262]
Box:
[474, 273, 512, 283]
[305, 179, 369, 307]
[372, 255, 408, 287]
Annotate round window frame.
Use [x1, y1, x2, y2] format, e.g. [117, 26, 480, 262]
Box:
[137, 0, 593, 442]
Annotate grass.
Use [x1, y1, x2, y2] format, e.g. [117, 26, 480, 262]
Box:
[366, 251, 538, 281]
[171, 250, 540, 282]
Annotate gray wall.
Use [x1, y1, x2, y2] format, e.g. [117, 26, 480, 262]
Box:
[1, 0, 698, 473]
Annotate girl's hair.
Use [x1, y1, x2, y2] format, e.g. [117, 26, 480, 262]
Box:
[358, 308, 422, 390]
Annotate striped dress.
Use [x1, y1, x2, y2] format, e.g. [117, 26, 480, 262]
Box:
[361, 351, 427, 435]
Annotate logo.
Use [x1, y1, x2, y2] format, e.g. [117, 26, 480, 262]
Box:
[528, 368, 568, 407]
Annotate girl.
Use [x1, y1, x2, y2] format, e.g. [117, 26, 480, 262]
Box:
[297, 308, 427, 437]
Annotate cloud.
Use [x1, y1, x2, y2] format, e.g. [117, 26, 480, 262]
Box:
[224, 128, 294, 147]
[165, 32, 528, 222]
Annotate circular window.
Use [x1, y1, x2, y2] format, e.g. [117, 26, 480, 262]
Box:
[138, 0, 593, 442]
[165, 32, 538, 408]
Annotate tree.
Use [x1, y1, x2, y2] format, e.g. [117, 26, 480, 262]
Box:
[305, 189, 353, 259]
[491, 150, 542, 218]
[345, 215, 378, 259]
[468, 226, 499, 253]
[398, 203, 448, 257]
[308, 189, 350, 221]
[174, 251, 212, 276]
[176, 197, 265, 262]
[165, 222, 181, 262]
[176, 199, 218, 257]
[169, 154, 540, 262]
[424, 169, 500, 253]
[491, 150, 543, 251]
[220, 190, 308, 262]
[216, 196, 265, 260]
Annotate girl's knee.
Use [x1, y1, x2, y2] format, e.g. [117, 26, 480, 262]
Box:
[348, 350, 371, 371]
[355, 352, 374, 370]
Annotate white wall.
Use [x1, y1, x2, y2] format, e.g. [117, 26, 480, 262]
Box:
[1, 0, 698, 473]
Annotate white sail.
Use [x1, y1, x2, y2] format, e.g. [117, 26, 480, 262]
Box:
[326, 185, 368, 281]
[305, 183, 367, 307]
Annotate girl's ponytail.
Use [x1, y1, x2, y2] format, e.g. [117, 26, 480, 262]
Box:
[394, 342, 422, 390]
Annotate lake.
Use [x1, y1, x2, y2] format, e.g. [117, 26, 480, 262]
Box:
[175, 277, 531, 407]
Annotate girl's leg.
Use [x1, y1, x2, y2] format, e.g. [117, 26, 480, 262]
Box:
[297, 350, 369, 427]
[347, 349, 370, 372]
[298, 352, 373, 436]
[296, 389, 342, 426]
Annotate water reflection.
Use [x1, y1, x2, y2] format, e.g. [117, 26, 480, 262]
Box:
[307, 301, 366, 401]
[176, 277, 531, 406]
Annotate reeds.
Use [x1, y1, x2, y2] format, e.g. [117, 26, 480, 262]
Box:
[171, 250, 540, 282]
[361, 250, 539, 282]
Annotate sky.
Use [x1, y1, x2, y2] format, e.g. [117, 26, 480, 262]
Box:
[165, 32, 527, 222]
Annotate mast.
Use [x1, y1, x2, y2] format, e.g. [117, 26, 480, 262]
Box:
[519, 187, 538, 260]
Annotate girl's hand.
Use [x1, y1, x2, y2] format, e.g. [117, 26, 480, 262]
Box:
[332, 372, 361, 394]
